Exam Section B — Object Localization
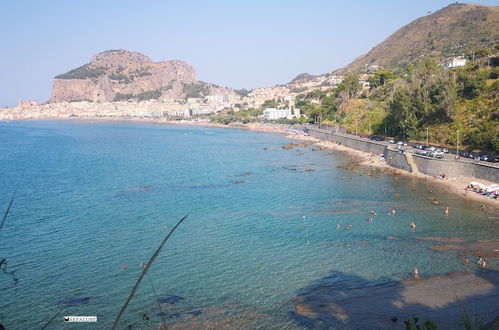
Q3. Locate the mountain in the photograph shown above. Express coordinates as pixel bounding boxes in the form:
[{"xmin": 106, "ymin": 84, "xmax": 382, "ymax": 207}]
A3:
[
  {"xmin": 288, "ymin": 73, "xmax": 319, "ymax": 84},
  {"xmin": 337, "ymin": 3, "xmax": 499, "ymax": 73},
  {"xmin": 50, "ymin": 49, "xmax": 199, "ymax": 102}
]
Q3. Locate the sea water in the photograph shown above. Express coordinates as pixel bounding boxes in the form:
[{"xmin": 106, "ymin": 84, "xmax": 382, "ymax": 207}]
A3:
[{"xmin": 0, "ymin": 121, "xmax": 497, "ymax": 329}]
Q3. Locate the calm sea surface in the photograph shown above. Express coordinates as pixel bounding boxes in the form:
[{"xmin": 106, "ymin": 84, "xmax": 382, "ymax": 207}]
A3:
[{"xmin": 0, "ymin": 121, "xmax": 497, "ymax": 329}]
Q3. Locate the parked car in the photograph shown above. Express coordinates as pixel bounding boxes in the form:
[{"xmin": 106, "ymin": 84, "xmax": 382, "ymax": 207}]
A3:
[
  {"xmin": 486, "ymin": 155, "xmax": 499, "ymax": 163},
  {"xmin": 443, "ymin": 148, "xmax": 449, "ymax": 153},
  {"xmin": 416, "ymin": 150, "xmax": 430, "ymax": 156},
  {"xmin": 479, "ymin": 155, "xmax": 489, "ymax": 161},
  {"xmin": 431, "ymin": 151, "xmax": 444, "ymax": 159},
  {"xmin": 388, "ymin": 139, "xmax": 396, "ymax": 144}
]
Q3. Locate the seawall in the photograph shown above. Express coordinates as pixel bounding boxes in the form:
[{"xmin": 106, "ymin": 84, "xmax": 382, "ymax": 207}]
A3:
[{"xmin": 305, "ymin": 126, "xmax": 499, "ymax": 183}]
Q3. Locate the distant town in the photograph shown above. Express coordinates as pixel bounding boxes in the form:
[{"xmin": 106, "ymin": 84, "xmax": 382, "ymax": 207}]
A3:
[{"xmin": 0, "ymin": 56, "xmax": 468, "ymax": 121}]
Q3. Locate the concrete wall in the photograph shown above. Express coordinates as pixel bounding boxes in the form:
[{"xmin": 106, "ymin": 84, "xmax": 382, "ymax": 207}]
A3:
[
  {"xmin": 384, "ymin": 148, "xmax": 411, "ymax": 172},
  {"xmin": 305, "ymin": 126, "xmax": 499, "ymax": 183},
  {"xmin": 413, "ymin": 155, "xmax": 499, "ymax": 182},
  {"xmin": 306, "ymin": 128, "xmax": 386, "ymax": 155}
]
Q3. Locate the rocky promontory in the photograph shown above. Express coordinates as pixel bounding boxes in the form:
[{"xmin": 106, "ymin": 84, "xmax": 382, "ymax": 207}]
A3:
[{"xmin": 50, "ymin": 49, "xmax": 199, "ymax": 102}]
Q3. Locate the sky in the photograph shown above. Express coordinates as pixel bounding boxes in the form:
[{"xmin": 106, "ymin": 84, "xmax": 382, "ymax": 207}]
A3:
[{"xmin": 0, "ymin": 0, "xmax": 497, "ymax": 107}]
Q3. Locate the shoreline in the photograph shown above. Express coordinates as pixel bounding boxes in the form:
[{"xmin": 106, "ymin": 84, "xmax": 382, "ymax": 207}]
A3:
[
  {"xmin": 284, "ymin": 131, "xmax": 499, "ymax": 212},
  {"xmin": 3, "ymin": 117, "xmax": 498, "ymax": 210}
]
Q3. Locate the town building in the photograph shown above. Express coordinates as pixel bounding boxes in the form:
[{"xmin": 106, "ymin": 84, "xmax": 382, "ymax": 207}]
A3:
[{"xmin": 445, "ymin": 56, "xmax": 467, "ymax": 68}]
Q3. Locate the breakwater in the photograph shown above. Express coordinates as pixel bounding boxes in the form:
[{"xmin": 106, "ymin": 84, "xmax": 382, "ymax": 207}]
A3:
[{"xmin": 305, "ymin": 126, "xmax": 499, "ymax": 183}]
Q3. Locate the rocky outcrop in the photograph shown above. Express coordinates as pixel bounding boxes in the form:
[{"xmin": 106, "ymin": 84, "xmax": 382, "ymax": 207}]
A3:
[
  {"xmin": 288, "ymin": 73, "xmax": 318, "ymax": 84},
  {"xmin": 50, "ymin": 49, "xmax": 197, "ymax": 102}
]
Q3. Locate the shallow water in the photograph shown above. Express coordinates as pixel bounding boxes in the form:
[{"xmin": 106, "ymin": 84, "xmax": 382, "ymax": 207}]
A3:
[{"xmin": 0, "ymin": 121, "xmax": 497, "ymax": 329}]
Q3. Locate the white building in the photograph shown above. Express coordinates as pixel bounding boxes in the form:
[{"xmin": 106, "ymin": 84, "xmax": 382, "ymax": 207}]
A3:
[
  {"xmin": 446, "ymin": 56, "xmax": 467, "ymax": 68},
  {"xmin": 263, "ymin": 108, "xmax": 301, "ymax": 120}
]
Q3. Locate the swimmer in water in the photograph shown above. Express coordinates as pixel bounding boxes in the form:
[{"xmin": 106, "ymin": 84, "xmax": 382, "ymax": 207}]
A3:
[
  {"xmin": 346, "ymin": 224, "xmax": 352, "ymax": 229},
  {"xmin": 444, "ymin": 207, "xmax": 449, "ymax": 215},
  {"xmin": 336, "ymin": 224, "xmax": 342, "ymax": 229},
  {"xmin": 477, "ymin": 256, "xmax": 484, "ymax": 266},
  {"xmin": 122, "ymin": 264, "xmax": 127, "ymax": 271},
  {"xmin": 370, "ymin": 210, "xmax": 376, "ymax": 216},
  {"xmin": 410, "ymin": 222, "xmax": 416, "ymax": 230},
  {"xmin": 414, "ymin": 267, "xmax": 419, "ymax": 280},
  {"xmin": 368, "ymin": 217, "xmax": 374, "ymax": 222},
  {"xmin": 465, "ymin": 257, "xmax": 469, "ymax": 267}
]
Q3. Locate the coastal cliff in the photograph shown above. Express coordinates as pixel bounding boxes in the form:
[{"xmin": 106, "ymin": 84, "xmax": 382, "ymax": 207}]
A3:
[{"xmin": 50, "ymin": 49, "xmax": 197, "ymax": 102}]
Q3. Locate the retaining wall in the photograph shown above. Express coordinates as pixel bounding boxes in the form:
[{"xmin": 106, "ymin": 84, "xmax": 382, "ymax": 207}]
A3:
[
  {"xmin": 306, "ymin": 128, "xmax": 386, "ymax": 155},
  {"xmin": 413, "ymin": 155, "xmax": 499, "ymax": 182},
  {"xmin": 305, "ymin": 126, "xmax": 499, "ymax": 183},
  {"xmin": 384, "ymin": 148, "xmax": 412, "ymax": 172}
]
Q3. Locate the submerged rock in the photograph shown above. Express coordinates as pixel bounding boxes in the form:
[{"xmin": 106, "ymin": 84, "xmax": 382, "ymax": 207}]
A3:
[
  {"xmin": 158, "ymin": 295, "xmax": 184, "ymax": 304},
  {"xmin": 57, "ymin": 296, "xmax": 91, "ymax": 307}
]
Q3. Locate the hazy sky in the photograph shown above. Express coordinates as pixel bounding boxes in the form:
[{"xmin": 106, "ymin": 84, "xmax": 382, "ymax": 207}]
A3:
[{"xmin": 1, "ymin": 0, "xmax": 497, "ymax": 107}]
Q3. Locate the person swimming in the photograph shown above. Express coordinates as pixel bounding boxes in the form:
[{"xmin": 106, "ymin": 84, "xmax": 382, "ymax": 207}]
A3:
[
  {"xmin": 410, "ymin": 222, "xmax": 416, "ymax": 230},
  {"xmin": 368, "ymin": 217, "xmax": 374, "ymax": 222},
  {"xmin": 346, "ymin": 224, "xmax": 352, "ymax": 229},
  {"xmin": 336, "ymin": 224, "xmax": 342, "ymax": 229},
  {"xmin": 444, "ymin": 207, "xmax": 449, "ymax": 215},
  {"xmin": 414, "ymin": 267, "xmax": 419, "ymax": 280}
]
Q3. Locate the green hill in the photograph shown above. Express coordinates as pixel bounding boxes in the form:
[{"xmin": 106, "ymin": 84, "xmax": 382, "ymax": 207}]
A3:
[{"xmin": 337, "ymin": 3, "xmax": 499, "ymax": 73}]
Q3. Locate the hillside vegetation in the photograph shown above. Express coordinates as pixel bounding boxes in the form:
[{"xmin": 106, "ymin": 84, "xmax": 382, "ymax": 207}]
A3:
[
  {"xmin": 338, "ymin": 3, "xmax": 499, "ymax": 74},
  {"xmin": 297, "ymin": 44, "xmax": 499, "ymax": 153}
]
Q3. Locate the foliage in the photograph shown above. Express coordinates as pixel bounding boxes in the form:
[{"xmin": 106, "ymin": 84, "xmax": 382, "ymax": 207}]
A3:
[
  {"xmin": 210, "ymin": 108, "xmax": 264, "ymax": 124},
  {"xmin": 113, "ymin": 93, "xmax": 134, "ymax": 102},
  {"xmin": 55, "ymin": 64, "xmax": 107, "ymax": 79},
  {"xmin": 295, "ymin": 44, "xmax": 497, "ymax": 151},
  {"xmin": 368, "ymin": 70, "xmax": 397, "ymax": 89},
  {"xmin": 261, "ymin": 99, "xmax": 278, "ymax": 109},
  {"xmin": 136, "ymin": 89, "xmax": 161, "ymax": 101},
  {"xmin": 130, "ymin": 67, "xmax": 152, "ymax": 77},
  {"xmin": 112, "ymin": 89, "xmax": 161, "ymax": 102},
  {"xmin": 290, "ymin": 87, "xmax": 307, "ymax": 93},
  {"xmin": 235, "ymin": 89, "xmax": 251, "ymax": 97},
  {"xmin": 183, "ymin": 83, "xmax": 210, "ymax": 98},
  {"xmin": 109, "ymin": 73, "xmax": 132, "ymax": 84}
]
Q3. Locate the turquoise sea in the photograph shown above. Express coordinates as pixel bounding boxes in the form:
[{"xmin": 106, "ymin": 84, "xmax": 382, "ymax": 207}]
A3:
[{"xmin": 0, "ymin": 121, "xmax": 497, "ymax": 329}]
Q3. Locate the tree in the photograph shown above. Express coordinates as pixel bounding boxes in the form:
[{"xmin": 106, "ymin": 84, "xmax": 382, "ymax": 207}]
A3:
[
  {"xmin": 261, "ymin": 99, "xmax": 278, "ymax": 109},
  {"xmin": 368, "ymin": 70, "xmax": 396, "ymax": 89},
  {"xmin": 385, "ymin": 88, "xmax": 416, "ymax": 139}
]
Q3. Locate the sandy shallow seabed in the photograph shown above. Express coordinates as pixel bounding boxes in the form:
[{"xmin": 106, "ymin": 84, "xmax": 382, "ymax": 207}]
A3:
[{"xmin": 285, "ymin": 133, "xmax": 499, "ymax": 212}]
